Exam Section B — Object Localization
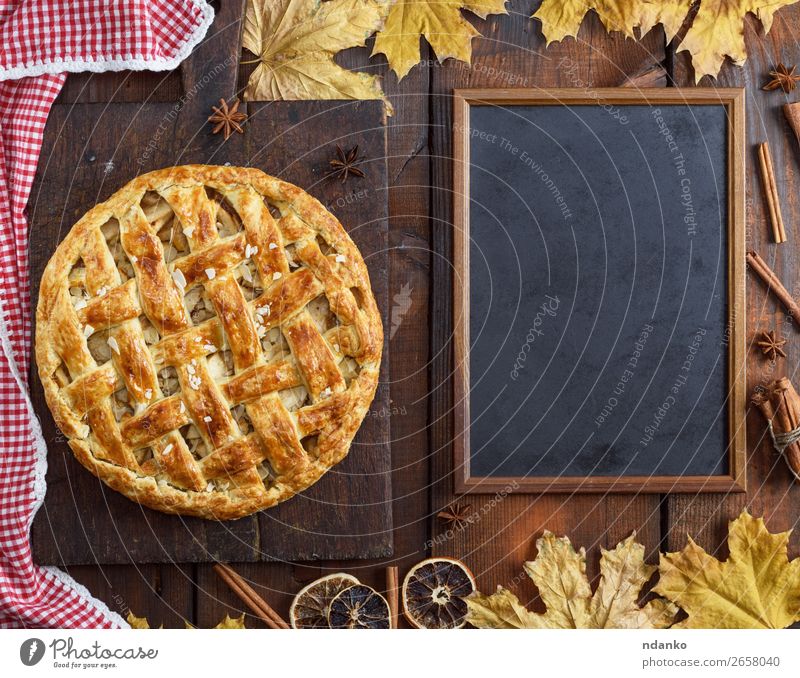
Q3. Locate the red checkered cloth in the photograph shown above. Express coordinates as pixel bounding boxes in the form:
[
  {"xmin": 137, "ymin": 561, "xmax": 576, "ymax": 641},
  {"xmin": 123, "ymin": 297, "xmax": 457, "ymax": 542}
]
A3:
[{"xmin": 0, "ymin": 0, "xmax": 213, "ymax": 629}]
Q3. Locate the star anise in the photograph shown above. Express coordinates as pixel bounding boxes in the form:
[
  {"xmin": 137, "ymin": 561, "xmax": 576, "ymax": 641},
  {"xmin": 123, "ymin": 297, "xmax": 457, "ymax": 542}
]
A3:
[
  {"xmin": 208, "ymin": 98, "xmax": 247, "ymax": 140},
  {"xmin": 763, "ymin": 63, "xmax": 800, "ymax": 93},
  {"xmin": 757, "ymin": 329, "xmax": 787, "ymax": 361},
  {"xmin": 325, "ymin": 145, "xmax": 366, "ymax": 183},
  {"xmin": 437, "ymin": 502, "xmax": 473, "ymax": 530}
]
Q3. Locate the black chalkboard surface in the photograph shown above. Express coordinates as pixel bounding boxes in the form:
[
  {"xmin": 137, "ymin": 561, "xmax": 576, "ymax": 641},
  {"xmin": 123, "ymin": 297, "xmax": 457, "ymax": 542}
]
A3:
[{"xmin": 452, "ymin": 89, "xmax": 746, "ymax": 494}]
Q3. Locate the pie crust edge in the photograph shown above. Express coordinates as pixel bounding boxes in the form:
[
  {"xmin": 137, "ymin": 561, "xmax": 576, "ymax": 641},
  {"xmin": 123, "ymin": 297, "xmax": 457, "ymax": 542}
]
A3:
[{"xmin": 35, "ymin": 164, "xmax": 383, "ymax": 520}]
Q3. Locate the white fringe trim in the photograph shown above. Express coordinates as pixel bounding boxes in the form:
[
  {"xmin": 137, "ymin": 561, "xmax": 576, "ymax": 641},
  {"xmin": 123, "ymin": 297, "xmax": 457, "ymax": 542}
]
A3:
[
  {"xmin": 0, "ymin": 0, "xmax": 214, "ymax": 82},
  {"xmin": 0, "ymin": 296, "xmax": 48, "ymax": 525},
  {"xmin": 42, "ymin": 567, "xmax": 129, "ymax": 629},
  {"xmin": 0, "ymin": 298, "xmax": 127, "ymax": 629}
]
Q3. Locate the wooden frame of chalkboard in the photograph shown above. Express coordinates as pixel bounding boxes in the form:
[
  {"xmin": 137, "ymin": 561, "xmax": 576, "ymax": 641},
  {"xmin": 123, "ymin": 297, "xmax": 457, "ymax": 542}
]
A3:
[{"xmin": 452, "ymin": 88, "xmax": 746, "ymax": 495}]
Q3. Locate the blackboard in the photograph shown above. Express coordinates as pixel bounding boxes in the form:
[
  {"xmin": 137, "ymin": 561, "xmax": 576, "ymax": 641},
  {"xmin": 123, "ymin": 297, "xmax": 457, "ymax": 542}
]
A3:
[{"xmin": 452, "ymin": 89, "xmax": 746, "ymax": 494}]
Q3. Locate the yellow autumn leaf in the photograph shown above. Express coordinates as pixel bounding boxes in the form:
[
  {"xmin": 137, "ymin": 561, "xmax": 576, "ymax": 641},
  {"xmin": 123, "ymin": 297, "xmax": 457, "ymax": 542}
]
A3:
[
  {"xmin": 466, "ymin": 586, "xmax": 548, "ymax": 628},
  {"xmin": 654, "ymin": 511, "xmax": 800, "ymax": 628},
  {"xmin": 373, "ymin": 0, "xmax": 509, "ymax": 80},
  {"xmin": 129, "ymin": 612, "xmax": 246, "ymax": 628},
  {"xmin": 212, "ymin": 614, "xmax": 247, "ymax": 629},
  {"xmin": 126, "ymin": 612, "xmax": 161, "ymax": 629},
  {"xmin": 532, "ymin": 0, "xmax": 798, "ymax": 82},
  {"xmin": 242, "ymin": 0, "xmax": 390, "ymax": 108},
  {"xmin": 467, "ymin": 532, "xmax": 678, "ymax": 628},
  {"xmin": 679, "ymin": 0, "xmax": 798, "ymax": 82},
  {"xmin": 534, "ymin": 0, "xmax": 690, "ymax": 45},
  {"xmin": 185, "ymin": 614, "xmax": 246, "ymax": 629}
]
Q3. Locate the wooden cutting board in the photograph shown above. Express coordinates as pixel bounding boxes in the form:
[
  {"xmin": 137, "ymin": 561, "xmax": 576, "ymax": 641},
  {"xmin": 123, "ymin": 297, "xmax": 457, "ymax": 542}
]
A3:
[{"xmin": 27, "ymin": 3, "xmax": 391, "ymax": 565}]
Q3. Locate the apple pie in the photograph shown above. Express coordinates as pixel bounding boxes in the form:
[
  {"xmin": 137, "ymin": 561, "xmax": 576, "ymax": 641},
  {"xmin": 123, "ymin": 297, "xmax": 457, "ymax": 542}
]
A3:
[{"xmin": 35, "ymin": 165, "xmax": 382, "ymax": 520}]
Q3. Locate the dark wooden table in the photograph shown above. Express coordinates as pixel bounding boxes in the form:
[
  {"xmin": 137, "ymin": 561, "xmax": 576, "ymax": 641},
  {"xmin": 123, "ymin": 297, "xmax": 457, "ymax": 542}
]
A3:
[{"xmin": 33, "ymin": 2, "xmax": 800, "ymax": 627}]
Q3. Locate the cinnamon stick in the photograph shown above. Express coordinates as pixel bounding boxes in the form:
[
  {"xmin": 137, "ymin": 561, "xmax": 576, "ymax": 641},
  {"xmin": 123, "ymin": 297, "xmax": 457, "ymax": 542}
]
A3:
[
  {"xmin": 386, "ymin": 566, "xmax": 399, "ymax": 629},
  {"xmin": 758, "ymin": 142, "xmax": 786, "ymax": 243},
  {"xmin": 746, "ymin": 250, "xmax": 800, "ymax": 324},
  {"xmin": 753, "ymin": 379, "xmax": 800, "ymax": 480},
  {"xmin": 784, "ymin": 102, "xmax": 800, "ymax": 149},
  {"xmin": 213, "ymin": 563, "xmax": 290, "ymax": 629},
  {"xmin": 775, "ymin": 378, "xmax": 800, "ymax": 475},
  {"xmin": 752, "ymin": 389, "xmax": 776, "ymax": 421},
  {"xmin": 771, "ymin": 381, "xmax": 794, "ymax": 435}
]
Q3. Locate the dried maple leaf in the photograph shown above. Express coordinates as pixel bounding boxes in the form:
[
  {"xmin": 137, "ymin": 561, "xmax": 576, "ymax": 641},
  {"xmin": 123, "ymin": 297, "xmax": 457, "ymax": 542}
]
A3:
[
  {"xmin": 213, "ymin": 614, "xmax": 247, "ymax": 629},
  {"xmin": 242, "ymin": 0, "xmax": 390, "ymax": 109},
  {"xmin": 129, "ymin": 611, "xmax": 246, "ymax": 629},
  {"xmin": 466, "ymin": 586, "xmax": 545, "ymax": 628},
  {"xmin": 373, "ymin": 0, "xmax": 509, "ymax": 80},
  {"xmin": 654, "ymin": 511, "xmax": 800, "ymax": 629},
  {"xmin": 186, "ymin": 614, "xmax": 247, "ymax": 629},
  {"xmin": 533, "ymin": 0, "xmax": 691, "ymax": 47},
  {"xmin": 126, "ymin": 612, "xmax": 161, "ymax": 629},
  {"xmin": 680, "ymin": 0, "xmax": 798, "ymax": 83},
  {"xmin": 467, "ymin": 532, "xmax": 677, "ymax": 628},
  {"xmin": 533, "ymin": 0, "xmax": 798, "ymax": 83}
]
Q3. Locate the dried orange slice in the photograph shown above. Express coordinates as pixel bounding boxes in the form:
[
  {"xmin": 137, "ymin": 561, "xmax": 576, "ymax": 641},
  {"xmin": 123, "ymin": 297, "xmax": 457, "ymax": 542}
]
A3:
[
  {"xmin": 328, "ymin": 584, "xmax": 391, "ymax": 629},
  {"xmin": 402, "ymin": 557, "xmax": 476, "ymax": 628},
  {"xmin": 289, "ymin": 573, "xmax": 360, "ymax": 628}
]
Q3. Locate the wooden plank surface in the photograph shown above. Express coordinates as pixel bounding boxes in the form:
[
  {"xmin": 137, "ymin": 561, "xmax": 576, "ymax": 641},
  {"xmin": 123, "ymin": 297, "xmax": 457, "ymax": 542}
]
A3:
[
  {"xmin": 41, "ymin": 11, "xmax": 433, "ymax": 628},
  {"xmin": 21, "ymin": 1, "xmax": 800, "ymax": 626},
  {"xmin": 192, "ymin": 43, "xmax": 435, "ymax": 630},
  {"xmin": 429, "ymin": 11, "xmax": 665, "ymax": 602},
  {"xmin": 665, "ymin": 8, "xmax": 800, "ymax": 556},
  {"xmin": 246, "ymin": 100, "xmax": 392, "ymax": 562},
  {"xmin": 62, "ymin": 564, "xmax": 196, "ymax": 628},
  {"xmin": 27, "ymin": 30, "xmax": 392, "ymax": 567}
]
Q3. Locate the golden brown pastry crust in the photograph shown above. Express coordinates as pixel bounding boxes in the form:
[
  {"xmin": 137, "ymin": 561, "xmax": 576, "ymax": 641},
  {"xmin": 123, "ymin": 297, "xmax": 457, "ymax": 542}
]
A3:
[{"xmin": 35, "ymin": 165, "xmax": 382, "ymax": 520}]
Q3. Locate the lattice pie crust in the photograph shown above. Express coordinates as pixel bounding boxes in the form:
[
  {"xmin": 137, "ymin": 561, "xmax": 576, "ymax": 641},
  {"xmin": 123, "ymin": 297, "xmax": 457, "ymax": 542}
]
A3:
[{"xmin": 36, "ymin": 166, "xmax": 382, "ymax": 520}]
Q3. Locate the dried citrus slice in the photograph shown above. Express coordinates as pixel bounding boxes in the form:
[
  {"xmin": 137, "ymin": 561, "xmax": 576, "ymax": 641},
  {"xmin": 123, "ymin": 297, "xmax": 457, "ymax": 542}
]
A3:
[
  {"xmin": 328, "ymin": 584, "xmax": 391, "ymax": 629},
  {"xmin": 289, "ymin": 573, "xmax": 360, "ymax": 629},
  {"xmin": 402, "ymin": 557, "xmax": 476, "ymax": 628}
]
